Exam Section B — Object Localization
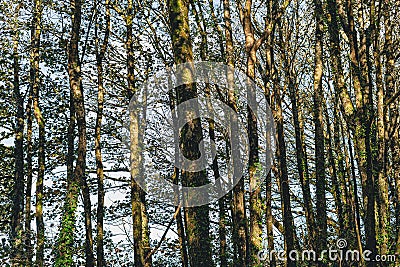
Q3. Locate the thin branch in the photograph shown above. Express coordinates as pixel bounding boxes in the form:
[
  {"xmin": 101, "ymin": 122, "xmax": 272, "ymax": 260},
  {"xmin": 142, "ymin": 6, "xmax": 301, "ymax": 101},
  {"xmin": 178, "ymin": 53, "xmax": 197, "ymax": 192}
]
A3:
[{"xmin": 145, "ymin": 204, "xmax": 182, "ymax": 262}]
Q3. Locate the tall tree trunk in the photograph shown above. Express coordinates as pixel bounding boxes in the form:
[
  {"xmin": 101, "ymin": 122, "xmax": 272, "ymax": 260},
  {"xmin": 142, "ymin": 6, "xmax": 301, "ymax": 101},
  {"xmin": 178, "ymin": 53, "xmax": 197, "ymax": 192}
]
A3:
[
  {"xmin": 125, "ymin": 1, "xmax": 152, "ymax": 266},
  {"xmin": 383, "ymin": 0, "xmax": 399, "ymax": 259},
  {"xmin": 94, "ymin": 0, "xmax": 110, "ymax": 265},
  {"xmin": 191, "ymin": 4, "xmax": 227, "ymax": 264},
  {"xmin": 29, "ymin": 0, "xmax": 45, "ymax": 265},
  {"xmin": 357, "ymin": 3, "xmax": 377, "ymax": 259},
  {"xmin": 167, "ymin": 0, "xmax": 212, "ymax": 265},
  {"xmin": 372, "ymin": 2, "xmax": 388, "ymax": 255},
  {"xmin": 275, "ymin": 24, "xmax": 297, "ymax": 267},
  {"xmin": 56, "ymin": 0, "xmax": 94, "ymax": 264},
  {"xmin": 313, "ymin": 0, "xmax": 327, "ymax": 259},
  {"xmin": 326, "ymin": 0, "xmax": 361, "ymax": 251},
  {"xmin": 25, "ymin": 83, "xmax": 33, "ymax": 267},
  {"xmin": 263, "ymin": 3, "xmax": 276, "ymax": 263},
  {"xmin": 73, "ymin": 0, "xmax": 94, "ymax": 262},
  {"xmin": 11, "ymin": 3, "xmax": 24, "ymax": 266},
  {"xmin": 274, "ymin": 74, "xmax": 296, "ymax": 267},
  {"xmin": 168, "ymin": 83, "xmax": 189, "ymax": 267},
  {"xmin": 385, "ymin": 3, "xmax": 400, "ymax": 262},
  {"xmin": 264, "ymin": 45, "xmax": 276, "ymax": 267},
  {"xmin": 239, "ymin": 0, "xmax": 263, "ymax": 262},
  {"xmin": 223, "ymin": 0, "xmax": 248, "ymax": 265}
]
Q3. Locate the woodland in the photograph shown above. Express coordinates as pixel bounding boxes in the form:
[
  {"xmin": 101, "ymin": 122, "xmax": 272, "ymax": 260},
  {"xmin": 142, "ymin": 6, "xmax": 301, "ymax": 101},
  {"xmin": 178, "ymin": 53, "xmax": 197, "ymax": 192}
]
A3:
[{"xmin": 0, "ymin": 0, "xmax": 399, "ymax": 266}]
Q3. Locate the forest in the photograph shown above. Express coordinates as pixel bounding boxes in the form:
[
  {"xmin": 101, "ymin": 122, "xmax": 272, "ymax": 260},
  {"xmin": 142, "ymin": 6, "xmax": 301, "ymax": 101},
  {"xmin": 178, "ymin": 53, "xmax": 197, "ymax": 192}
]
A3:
[{"xmin": 0, "ymin": 0, "xmax": 399, "ymax": 266}]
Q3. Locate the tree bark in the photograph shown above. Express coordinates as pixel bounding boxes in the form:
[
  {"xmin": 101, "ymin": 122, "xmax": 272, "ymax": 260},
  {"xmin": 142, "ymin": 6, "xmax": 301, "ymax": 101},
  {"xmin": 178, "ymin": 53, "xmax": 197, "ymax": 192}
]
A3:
[
  {"xmin": 29, "ymin": 0, "xmax": 45, "ymax": 265},
  {"xmin": 11, "ymin": 3, "xmax": 24, "ymax": 266},
  {"xmin": 124, "ymin": 1, "xmax": 152, "ymax": 266},
  {"xmin": 313, "ymin": 0, "xmax": 327, "ymax": 261},
  {"xmin": 191, "ymin": 4, "xmax": 227, "ymax": 265},
  {"xmin": 335, "ymin": 0, "xmax": 377, "ymax": 259},
  {"xmin": 25, "ymin": 79, "xmax": 33, "ymax": 267},
  {"xmin": 239, "ymin": 0, "xmax": 263, "ymax": 262},
  {"xmin": 168, "ymin": 0, "xmax": 212, "ymax": 265},
  {"xmin": 168, "ymin": 81, "xmax": 189, "ymax": 267},
  {"xmin": 56, "ymin": 0, "xmax": 94, "ymax": 264},
  {"xmin": 223, "ymin": 0, "xmax": 248, "ymax": 265},
  {"xmin": 275, "ymin": 23, "xmax": 297, "ymax": 267},
  {"xmin": 94, "ymin": 0, "xmax": 110, "ymax": 265}
]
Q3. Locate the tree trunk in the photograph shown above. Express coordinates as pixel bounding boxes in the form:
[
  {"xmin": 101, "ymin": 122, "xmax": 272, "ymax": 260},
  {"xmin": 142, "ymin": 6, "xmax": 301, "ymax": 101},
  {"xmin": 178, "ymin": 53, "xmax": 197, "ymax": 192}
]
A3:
[
  {"xmin": 286, "ymin": 50, "xmax": 316, "ymax": 252},
  {"xmin": 335, "ymin": 0, "xmax": 377, "ymax": 259},
  {"xmin": 383, "ymin": 0, "xmax": 399, "ymax": 259},
  {"xmin": 56, "ymin": 0, "xmax": 94, "ymax": 264},
  {"xmin": 240, "ymin": 0, "xmax": 263, "ymax": 263},
  {"xmin": 275, "ymin": 24, "xmax": 297, "ymax": 267},
  {"xmin": 224, "ymin": 0, "xmax": 248, "ymax": 265},
  {"xmin": 29, "ymin": 0, "xmax": 45, "ymax": 265},
  {"xmin": 326, "ymin": 0, "xmax": 362, "ymax": 251},
  {"xmin": 263, "ymin": 3, "xmax": 276, "ymax": 262},
  {"xmin": 94, "ymin": 0, "xmax": 110, "ymax": 265},
  {"xmin": 168, "ymin": 82, "xmax": 189, "ymax": 267},
  {"xmin": 313, "ymin": 0, "xmax": 327, "ymax": 260},
  {"xmin": 373, "ymin": 4, "xmax": 388, "ymax": 255},
  {"xmin": 25, "ymin": 82, "xmax": 33, "ymax": 267},
  {"xmin": 11, "ymin": 3, "xmax": 24, "ymax": 266},
  {"xmin": 125, "ymin": 1, "xmax": 152, "ymax": 266},
  {"xmin": 191, "ymin": 4, "xmax": 227, "ymax": 265},
  {"xmin": 274, "ymin": 79, "xmax": 296, "ymax": 267},
  {"xmin": 168, "ymin": 0, "xmax": 212, "ymax": 265}
]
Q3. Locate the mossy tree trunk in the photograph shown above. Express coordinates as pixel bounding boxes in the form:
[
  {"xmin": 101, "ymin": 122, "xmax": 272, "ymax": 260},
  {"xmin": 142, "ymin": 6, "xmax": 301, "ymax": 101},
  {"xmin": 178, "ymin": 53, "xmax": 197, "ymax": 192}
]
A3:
[
  {"xmin": 56, "ymin": 0, "xmax": 94, "ymax": 264},
  {"xmin": 313, "ymin": 0, "xmax": 327, "ymax": 263},
  {"xmin": 124, "ymin": 1, "xmax": 152, "ymax": 266},
  {"xmin": 11, "ymin": 3, "xmax": 24, "ymax": 266},
  {"xmin": 168, "ymin": 0, "xmax": 212, "ymax": 265},
  {"xmin": 29, "ymin": 0, "xmax": 45, "ymax": 265}
]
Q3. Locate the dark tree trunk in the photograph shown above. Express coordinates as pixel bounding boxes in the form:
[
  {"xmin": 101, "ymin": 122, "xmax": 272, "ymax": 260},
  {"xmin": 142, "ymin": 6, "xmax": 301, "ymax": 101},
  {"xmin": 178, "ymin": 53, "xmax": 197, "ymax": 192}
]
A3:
[
  {"xmin": 313, "ymin": 0, "xmax": 327, "ymax": 262},
  {"xmin": 94, "ymin": 0, "xmax": 110, "ymax": 265},
  {"xmin": 56, "ymin": 0, "xmax": 94, "ymax": 264},
  {"xmin": 11, "ymin": 4, "xmax": 24, "ymax": 265},
  {"xmin": 25, "ymin": 81, "xmax": 33, "ymax": 267},
  {"xmin": 168, "ymin": 0, "xmax": 212, "ymax": 265},
  {"xmin": 223, "ymin": 0, "xmax": 248, "ymax": 265}
]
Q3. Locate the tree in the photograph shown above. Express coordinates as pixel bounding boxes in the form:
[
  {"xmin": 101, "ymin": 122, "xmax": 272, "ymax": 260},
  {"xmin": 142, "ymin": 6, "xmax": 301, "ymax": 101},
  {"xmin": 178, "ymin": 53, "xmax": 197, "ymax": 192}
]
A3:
[
  {"xmin": 167, "ymin": 0, "xmax": 212, "ymax": 265},
  {"xmin": 313, "ymin": 0, "xmax": 327, "ymax": 261},
  {"xmin": 94, "ymin": 0, "xmax": 110, "ymax": 265},
  {"xmin": 10, "ymin": 3, "xmax": 24, "ymax": 266},
  {"xmin": 56, "ymin": 0, "xmax": 94, "ymax": 264},
  {"xmin": 29, "ymin": 0, "xmax": 45, "ymax": 265}
]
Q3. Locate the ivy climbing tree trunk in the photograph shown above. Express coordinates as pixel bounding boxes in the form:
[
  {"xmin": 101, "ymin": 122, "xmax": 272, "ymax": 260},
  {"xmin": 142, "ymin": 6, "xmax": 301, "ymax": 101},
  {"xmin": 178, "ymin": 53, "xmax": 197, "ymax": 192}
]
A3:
[
  {"xmin": 335, "ymin": 0, "xmax": 377, "ymax": 260},
  {"xmin": 313, "ymin": 0, "xmax": 327, "ymax": 262},
  {"xmin": 56, "ymin": 0, "xmax": 94, "ymax": 264},
  {"xmin": 11, "ymin": 3, "xmax": 24, "ymax": 266},
  {"xmin": 25, "ymin": 77, "xmax": 33, "ymax": 267}
]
